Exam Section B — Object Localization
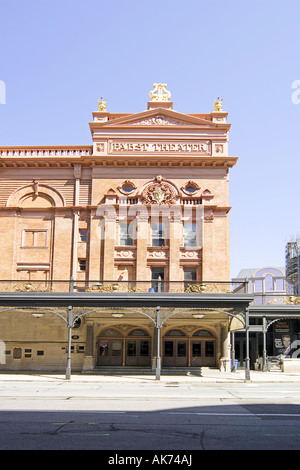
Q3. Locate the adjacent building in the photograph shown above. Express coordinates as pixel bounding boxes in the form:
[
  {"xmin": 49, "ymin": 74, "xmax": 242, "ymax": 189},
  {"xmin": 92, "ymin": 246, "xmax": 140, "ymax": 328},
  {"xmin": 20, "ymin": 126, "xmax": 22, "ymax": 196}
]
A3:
[{"xmin": 286, "ymin": 235, "xmax": 300, "ymax": 296}]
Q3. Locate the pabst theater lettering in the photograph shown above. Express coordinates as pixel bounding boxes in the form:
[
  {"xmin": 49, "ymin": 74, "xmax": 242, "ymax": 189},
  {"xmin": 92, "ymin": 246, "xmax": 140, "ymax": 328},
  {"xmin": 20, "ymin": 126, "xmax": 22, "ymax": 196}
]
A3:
[{"xmin": 109, "ymin": 140, "xmax": 210, "ymax": 154}]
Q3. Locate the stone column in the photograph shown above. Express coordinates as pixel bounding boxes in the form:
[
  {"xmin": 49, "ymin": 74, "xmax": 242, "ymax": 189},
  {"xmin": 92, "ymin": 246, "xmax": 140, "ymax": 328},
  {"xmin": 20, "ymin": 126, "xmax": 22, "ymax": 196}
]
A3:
[
  {"xmin": 83, "ymin": 322, "xmax": 94, "ymax": 371},
  {"xmin": 220, "ymin": 322, "xmax": 230, "ymax": 371}
]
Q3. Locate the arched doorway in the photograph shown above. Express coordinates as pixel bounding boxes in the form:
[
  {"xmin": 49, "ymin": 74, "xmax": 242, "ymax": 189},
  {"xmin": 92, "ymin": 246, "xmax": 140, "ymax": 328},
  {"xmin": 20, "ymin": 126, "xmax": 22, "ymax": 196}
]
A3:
[
  {"xmin": 96, "ymin": 327, "xmax": 151, "ymax": 367},
  {"xmin": 162, "ymin": 328, "xmax": 216, "ymax": 367},
  {"xmin": 96, "ymin": 328, "xmax": 123, "ymax": 366},
  {"xmin": 190, "ymin": 329, "xmax": 216, "ymax": 367},
  {"xmin": 163, "ymin": 329, "xmax": 188, "ymax": 367},
  {"xmin": 125, "ymin": 328, "xmax": 151, "ymax": 366}
]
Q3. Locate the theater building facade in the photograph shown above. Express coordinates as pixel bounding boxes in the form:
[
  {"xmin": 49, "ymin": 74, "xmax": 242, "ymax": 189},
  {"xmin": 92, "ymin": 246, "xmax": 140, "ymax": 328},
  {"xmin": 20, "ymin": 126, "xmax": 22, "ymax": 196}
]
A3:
[{"xmin": 0, "ymin": 84, "xmax": 251, "ymax": 374}]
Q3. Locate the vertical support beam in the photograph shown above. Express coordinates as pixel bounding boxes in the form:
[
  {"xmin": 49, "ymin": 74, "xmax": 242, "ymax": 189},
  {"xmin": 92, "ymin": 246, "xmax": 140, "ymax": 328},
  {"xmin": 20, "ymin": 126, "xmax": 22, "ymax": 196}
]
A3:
[
  {"xmin": 65, "ymin": 305, "xmax": 73, "ymax": 380},
  {"xmin": 231, "ymin": 331, "xmax": 236, "ymax": 372},
  {"xmin": 245, "ymin": 308, "xmax": 251, "ymax": 381},
  {"xmin": 262, "ymin": 316, "xmax": 268, "ymax": 371},
  {"xmin": 156, "ymin": 306, "xmax": 161, "ymax": 380}
]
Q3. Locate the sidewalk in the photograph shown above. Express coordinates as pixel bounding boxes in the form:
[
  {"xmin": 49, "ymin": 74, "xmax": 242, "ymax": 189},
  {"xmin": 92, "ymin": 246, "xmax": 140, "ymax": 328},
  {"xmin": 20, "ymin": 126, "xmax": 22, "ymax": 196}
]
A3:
[{"xmin": 1, "ymin": 369, "xmax": 300, "ymax": 383}]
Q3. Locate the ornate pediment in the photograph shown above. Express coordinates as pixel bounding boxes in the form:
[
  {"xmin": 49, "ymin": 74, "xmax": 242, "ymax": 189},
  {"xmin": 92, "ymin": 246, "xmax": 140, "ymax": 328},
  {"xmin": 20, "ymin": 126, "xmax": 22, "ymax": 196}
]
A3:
[
  {"xmin": 93, "ymin": 108, "xmax": 218, "ymax": 128},
  {"xmin": 131, "ymin": 114, "xmax": 192, "ymax": 127}
]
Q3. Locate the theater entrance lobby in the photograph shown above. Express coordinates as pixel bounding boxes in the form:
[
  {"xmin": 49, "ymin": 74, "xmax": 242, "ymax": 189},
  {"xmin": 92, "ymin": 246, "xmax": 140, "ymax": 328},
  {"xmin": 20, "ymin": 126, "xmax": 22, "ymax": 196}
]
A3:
[
  {"xmin": 96, "ymin": 327, "xmax": 151, "ymax": 367},
  {"xmin": 163, "ymin": 328, "xmax": 216, "ymax": 368},
  {"xmin": 95, "ymin": 325, "xmax": 217, "ymax": 369},
  {"xmin": 0, "ymin": 290, "xmax": 253, "ymax": 379}
]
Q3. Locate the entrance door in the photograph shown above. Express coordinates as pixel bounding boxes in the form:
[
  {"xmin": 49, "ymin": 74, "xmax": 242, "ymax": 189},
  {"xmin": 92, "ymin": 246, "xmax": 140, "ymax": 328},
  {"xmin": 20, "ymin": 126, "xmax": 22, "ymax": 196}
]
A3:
[
  {"xmin": 190, "ymin": 329, "xmax": 216, "ymax": 367},
  {"xmin": 125, "ymin": 328, "xmax": 151, "ymax": 366},
  {"xmin": 190, "ymin": 340, "xmax": 216, "ymax": 367},
  {"xmin": 97, "ymin": 327, "xmax": 151, "ymax": 368},
  {"xmin": 125, "ymin": 339, "xmax": 151, "ymax": 366},
  {"xmin": 190, "ymin": 339, "xmax": 216, "ymax": 367},
  {"xmin": 98, "ymin": 339, "xmax": 123, "ymax": 366},
  {"xmin": 97, "ymin": 327, "xmax": 123, "ymax": 366},
  {"xmin": 163, "ymin": 329, "xmax": 188, "ymax": 368},
  {"xmin": 163, "ymin": 339, "xmax": 188, "ymax": 367}
]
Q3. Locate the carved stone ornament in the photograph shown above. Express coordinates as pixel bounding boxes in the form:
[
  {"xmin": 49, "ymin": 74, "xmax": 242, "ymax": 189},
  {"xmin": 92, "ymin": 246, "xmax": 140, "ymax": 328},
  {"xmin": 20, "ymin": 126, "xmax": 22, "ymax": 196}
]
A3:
[
  {"xmin": 149, "ymin": 83, "xmax": 171, "ymax": 102},
  {"xmin": 98, "ymin": 97, "xmax": 107, "ymax": 112},
  {"xmin": 132, "ymin": 114, "xmax": 188, "ymax": 126},
  {"xmin": 96, "ymin": 143, "xmax": 105, "ymax": 152},
  {"xmin": 73, "ymin": 164, "xmax": 82, "ymax": 178},
  {"xmin": 141, "ymin": 178, "xmax": 177, "ymax": 206},
  {"xmin": 214, "ymin": 97, "xmax": 223, "ymax": 112}
]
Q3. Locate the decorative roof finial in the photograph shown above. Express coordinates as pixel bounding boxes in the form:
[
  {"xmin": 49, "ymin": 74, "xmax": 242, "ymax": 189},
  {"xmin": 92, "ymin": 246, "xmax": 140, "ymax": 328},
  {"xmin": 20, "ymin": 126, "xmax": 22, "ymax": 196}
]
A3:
[
  {"xmin": 149, "ymin": 83, "xmax": 171, "ymax": 102},
  {"xmin": 214, "ymin": 97, "xmax": 223, "ymax": 112},
  {"xmin": 98, "ymin": 97, "xmax": 107, "ymax": 112}
]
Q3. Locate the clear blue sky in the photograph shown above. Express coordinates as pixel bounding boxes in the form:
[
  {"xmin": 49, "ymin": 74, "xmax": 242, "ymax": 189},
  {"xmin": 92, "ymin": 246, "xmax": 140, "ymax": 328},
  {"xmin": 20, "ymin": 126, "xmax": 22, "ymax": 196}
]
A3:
[{"xmin": 1, "ymin": 0, "xmax": 299, "ymax": 277}]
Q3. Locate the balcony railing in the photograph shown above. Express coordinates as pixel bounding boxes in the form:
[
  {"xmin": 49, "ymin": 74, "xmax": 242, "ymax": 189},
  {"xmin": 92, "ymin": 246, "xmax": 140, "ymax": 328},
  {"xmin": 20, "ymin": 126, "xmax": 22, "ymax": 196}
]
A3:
[{"xmin": 0, "ymin": 280, "xmax": 248, "ymax": 294}]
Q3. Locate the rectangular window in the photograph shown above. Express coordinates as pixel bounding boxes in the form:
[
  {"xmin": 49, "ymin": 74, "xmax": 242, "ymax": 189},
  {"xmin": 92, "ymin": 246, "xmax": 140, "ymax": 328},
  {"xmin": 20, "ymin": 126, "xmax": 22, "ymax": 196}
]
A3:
[
  {"xmin": 119, "ymin": 223, "xmax": 133, "ymax": 246},
  {"xmin": 205, "ymin": 341, "xmax": 214, "ymax": 357},
  {"xmin": 184, "ymin": 268, "xmax": 197, "ymax": 281},
  {"xmin": 79, "ymin": 229, "xmax": 87, "ymax": 242},
  {"xmin": 192, "ymin": 342, "xmax": 201, "ymax": 357},
  {"xmin": 140, "ymin": 340, "xmax": 150, "ymax": 356},
  {"xmin": 184, "ymin": 267, "xmax": 197, "ymax": 290},
  {"xmin": 151, "ymin": 267, "xmax": 164, "ymax": 292},
  {"xmin": 177, "ymin": 342, "xmax": 187, "ymax": 357},
  {"xmin": 78, "ymin": 259, "xmax": 87, "ymax": 271},
  {"xmin": 164, "ymin": 341, "xmax": 174, "ymax": 357},
  {"xmin": 151, "ymin": 222, "xmax": 165, "ymax": 247},
  {"xmin": 127, "ymin": 341, "xmax": 136, "ymax": 357},
  {"xmin": 22, "ymin": 230, "xmax": 48, "ymax": 247},
  {"xmin": 112, "ymin": 341, "xmax": 122, "ymax": 356},
  {"xmin": 183, "ymin": 222, "xmax": 197, "ymax": 247}
]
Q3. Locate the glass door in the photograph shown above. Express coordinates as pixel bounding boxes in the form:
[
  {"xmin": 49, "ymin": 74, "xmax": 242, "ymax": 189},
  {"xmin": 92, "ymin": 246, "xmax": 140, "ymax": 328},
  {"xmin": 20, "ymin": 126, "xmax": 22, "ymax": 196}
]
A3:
[
  {"xmin": 97, "ymin": 339, "xmax": 123, "ymax": 366},
  {"xmin": 163, "ymin": 339, "xmax": 188, "ymax": 367},
  {"xmin": 125, "ymin": 339, "xmax": 151, "ymax": 366}
]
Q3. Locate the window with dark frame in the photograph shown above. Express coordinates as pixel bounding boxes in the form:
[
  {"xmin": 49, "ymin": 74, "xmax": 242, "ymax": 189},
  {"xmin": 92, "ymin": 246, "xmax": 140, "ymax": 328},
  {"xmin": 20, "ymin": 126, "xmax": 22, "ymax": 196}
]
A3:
[
  {"xmin": 79, "ymin": 229, "xmax": 87, "ymax": 242},
  {"xmin": 78, "ymin": 259, "xmax": 87, "ymax": 271}
]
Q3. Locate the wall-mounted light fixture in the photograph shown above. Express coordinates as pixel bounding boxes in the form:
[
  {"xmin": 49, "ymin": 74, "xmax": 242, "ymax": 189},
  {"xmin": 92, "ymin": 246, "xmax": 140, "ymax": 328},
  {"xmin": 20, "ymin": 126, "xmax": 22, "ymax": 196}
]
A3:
[{"xmin": 31, "ymin": 312, "xmax": 45, "ymax": 318}]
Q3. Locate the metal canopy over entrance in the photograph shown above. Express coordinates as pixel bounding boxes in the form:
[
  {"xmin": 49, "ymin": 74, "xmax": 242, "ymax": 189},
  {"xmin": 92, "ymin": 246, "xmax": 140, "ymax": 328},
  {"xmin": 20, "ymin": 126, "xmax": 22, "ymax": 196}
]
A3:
[
  {"xmin": 0, "ymin": 292, "xmax": 253, "ymax": 309},
  {"xmin": 0, "ymin": 291, "xmax": 254, "ymax": 380}
]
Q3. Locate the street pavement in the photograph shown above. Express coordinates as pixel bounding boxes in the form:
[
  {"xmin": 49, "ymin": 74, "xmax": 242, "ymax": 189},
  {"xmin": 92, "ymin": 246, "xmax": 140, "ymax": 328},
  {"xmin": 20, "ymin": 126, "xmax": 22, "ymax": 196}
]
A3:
[
  {"xmin": 1, "ymin": 368, "xmax": 300, "ymax": 383},
  {"xmin": 1, "ymin": 369, "xmax": 300, "ymax": 452}
]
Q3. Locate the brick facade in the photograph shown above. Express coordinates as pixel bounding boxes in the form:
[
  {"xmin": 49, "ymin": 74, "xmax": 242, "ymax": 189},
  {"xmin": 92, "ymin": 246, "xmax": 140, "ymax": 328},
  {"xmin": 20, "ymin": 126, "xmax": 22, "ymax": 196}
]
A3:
[{"xmin": 0, "ymin": 87, "xmax": 238, "ymax": 372}]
